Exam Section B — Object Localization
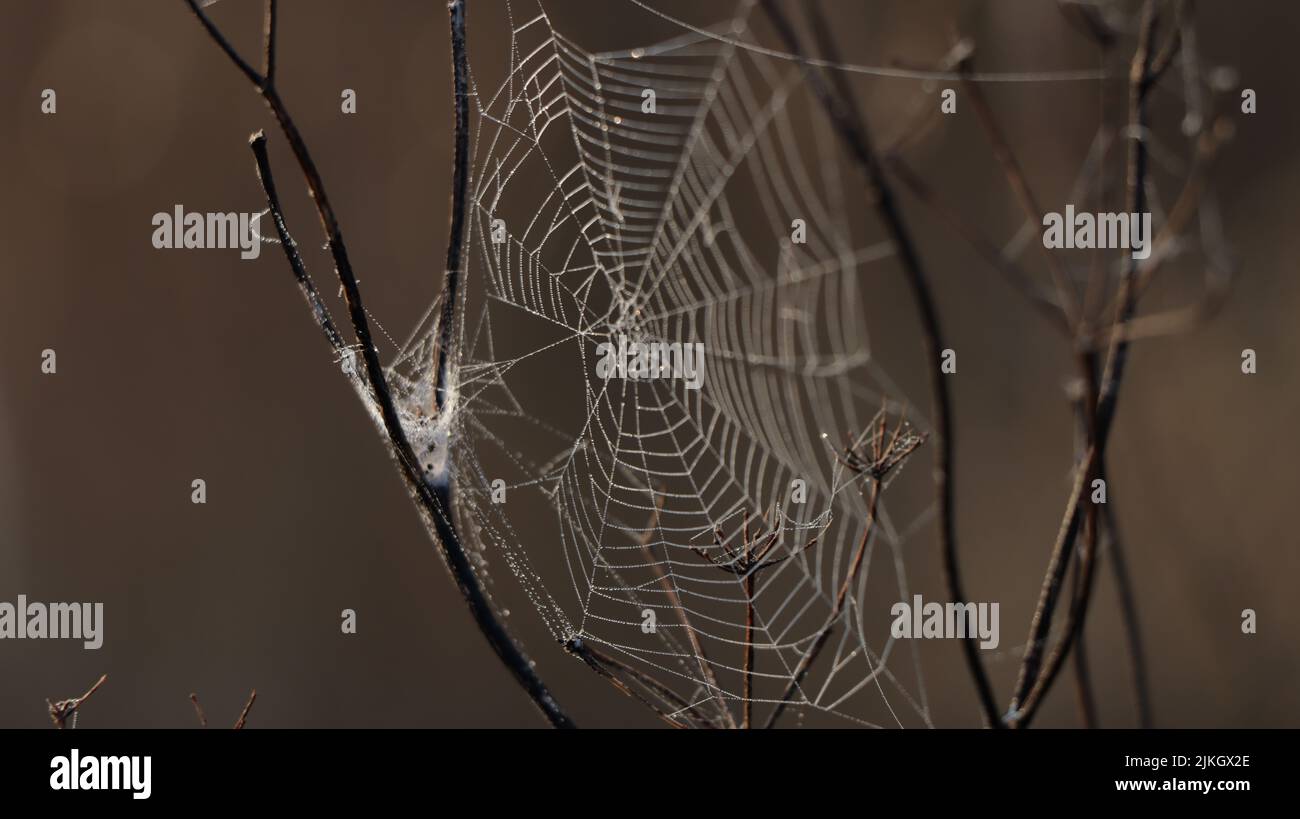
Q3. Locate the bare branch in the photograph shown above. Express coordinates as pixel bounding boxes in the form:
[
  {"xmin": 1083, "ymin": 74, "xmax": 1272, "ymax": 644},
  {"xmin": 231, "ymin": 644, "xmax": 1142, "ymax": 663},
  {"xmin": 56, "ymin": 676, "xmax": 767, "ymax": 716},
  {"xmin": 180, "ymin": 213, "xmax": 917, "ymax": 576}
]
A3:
[
  {"xmin": 434, "ymin": 0, "xmax": 471, "ymax": 416},
  {"xmin": 262, "ymin": 0, "xmax": 277, "ymax": 84},
  {"xmin": 959, "ymin": 59, "xmax": 1081, "ymax": 328},
  {"xmin": 185, "ymin": 0, "xmax": 575, "ymax": 729},
  {"xmin": 47, "ymin": 674, "xmax": 108, "ymax": 729},
  {"xmin": 1008, "ymin": 0, "xmax": 1164, "ymax": 727},
  {"xmin": 234, "ymin": 689, "xmax": 257, "ymax": 730},
  {"xmin": 764, "ymin": 0, "xmax": 1001, "ymax": 727}
]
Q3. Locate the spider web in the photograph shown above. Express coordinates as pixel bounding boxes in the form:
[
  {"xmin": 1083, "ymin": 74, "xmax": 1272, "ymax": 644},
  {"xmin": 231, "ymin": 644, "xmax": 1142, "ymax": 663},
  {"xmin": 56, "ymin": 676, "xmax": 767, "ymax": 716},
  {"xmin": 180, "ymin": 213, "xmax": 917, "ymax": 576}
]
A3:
[
  {"xmin": 248, "ymin": 0, "xmax": 1235, "ymax": 730},
  {"xmin": 387, "ymin": 0, "xmax": 961, "ymax": 729}
]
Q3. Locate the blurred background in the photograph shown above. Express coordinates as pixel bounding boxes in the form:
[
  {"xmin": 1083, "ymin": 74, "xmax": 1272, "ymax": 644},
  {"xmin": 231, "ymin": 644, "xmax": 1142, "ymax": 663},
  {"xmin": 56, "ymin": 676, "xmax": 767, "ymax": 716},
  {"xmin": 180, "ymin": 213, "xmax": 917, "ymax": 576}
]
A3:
[{"xmin": 0, "ymin": 0, "xmax": 1295, "ymax": 728}]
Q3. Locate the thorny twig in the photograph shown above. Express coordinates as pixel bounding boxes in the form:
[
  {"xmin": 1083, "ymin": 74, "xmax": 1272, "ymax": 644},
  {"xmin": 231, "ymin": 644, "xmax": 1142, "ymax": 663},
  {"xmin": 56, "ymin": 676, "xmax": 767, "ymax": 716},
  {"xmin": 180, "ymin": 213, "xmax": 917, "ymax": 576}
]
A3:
[{"xmin": 184, "ymin": 0, "xmax": 574, "ymax": 728}]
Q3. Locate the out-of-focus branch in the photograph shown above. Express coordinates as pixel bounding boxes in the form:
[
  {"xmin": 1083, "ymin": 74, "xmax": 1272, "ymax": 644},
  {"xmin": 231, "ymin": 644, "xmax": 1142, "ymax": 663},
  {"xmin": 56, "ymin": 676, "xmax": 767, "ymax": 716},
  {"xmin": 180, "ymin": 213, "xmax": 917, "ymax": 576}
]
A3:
[
  {"xmin": 959, "ymin": 61, "xmax": 1081, "ymax": 328},
  {"xmin": 1008, "ymin": 0, "xmax": 1163, "ymax": 727},
  {"xmin": 767, "ymin": 0, "xmax": 1002, "ymax": 728}
]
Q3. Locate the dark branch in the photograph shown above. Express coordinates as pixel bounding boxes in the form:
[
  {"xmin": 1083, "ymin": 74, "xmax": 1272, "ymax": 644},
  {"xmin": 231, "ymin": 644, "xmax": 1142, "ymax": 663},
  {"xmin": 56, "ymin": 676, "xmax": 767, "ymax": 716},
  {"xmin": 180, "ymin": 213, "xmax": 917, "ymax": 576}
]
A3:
[
  {"xmin": 1008, "ymin": 0, "xmax": 1163, "ymax": 727},
  {"xmin": 435, "ymin": 0, "xmax": 470, "ymax": 415},
  {"xmin": 764, "ymin": 0, "xmax": 1001, "ymax": 728},
  {"xmin": 1099, "ymin": 468, "xmax": 1153, "ymax": 727},
  {"xmin": 187, "ymin": 0, "xmax": 575, "ymax": 728},
  {"xmin": 263, "ymin": 0, "xmax": 277, "ymax": 83}
]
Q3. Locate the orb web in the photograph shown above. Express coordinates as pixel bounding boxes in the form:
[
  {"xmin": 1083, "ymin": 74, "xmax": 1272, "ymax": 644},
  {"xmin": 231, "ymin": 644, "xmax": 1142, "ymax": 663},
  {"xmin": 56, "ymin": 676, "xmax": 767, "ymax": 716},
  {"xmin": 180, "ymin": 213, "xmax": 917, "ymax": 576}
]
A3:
[{"xmin": 393, "ymin": 0, "xmax": 941, "ymax": 728}]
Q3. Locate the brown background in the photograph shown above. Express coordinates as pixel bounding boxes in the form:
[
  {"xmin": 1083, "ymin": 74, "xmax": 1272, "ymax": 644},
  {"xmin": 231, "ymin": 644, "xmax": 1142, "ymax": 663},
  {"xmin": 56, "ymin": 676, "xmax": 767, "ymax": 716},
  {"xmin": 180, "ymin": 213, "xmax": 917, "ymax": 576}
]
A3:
[{"xmin": 0, "ymin": 0, "xmax": 1296, "ymax": 728}]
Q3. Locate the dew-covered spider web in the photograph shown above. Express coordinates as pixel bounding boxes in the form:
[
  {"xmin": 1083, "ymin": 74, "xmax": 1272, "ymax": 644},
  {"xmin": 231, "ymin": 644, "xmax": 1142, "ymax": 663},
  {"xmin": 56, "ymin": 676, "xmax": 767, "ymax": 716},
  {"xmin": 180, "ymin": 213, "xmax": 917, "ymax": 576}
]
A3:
[
  {"xmin": 387, "ymin": 0, "xmax": 958, "ymax": 729},
  {"xmin": 378, "ymin": 0, "xmax": 1224, "ymax": 729}
]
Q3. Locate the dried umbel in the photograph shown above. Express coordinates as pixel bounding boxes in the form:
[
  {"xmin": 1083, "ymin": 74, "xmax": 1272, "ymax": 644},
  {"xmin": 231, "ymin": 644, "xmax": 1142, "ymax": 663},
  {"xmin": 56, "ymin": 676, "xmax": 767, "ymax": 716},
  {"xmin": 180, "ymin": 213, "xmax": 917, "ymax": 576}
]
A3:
[{"xmin": 835, "ymin": 406, "xmax": 929, "ymax": 484}]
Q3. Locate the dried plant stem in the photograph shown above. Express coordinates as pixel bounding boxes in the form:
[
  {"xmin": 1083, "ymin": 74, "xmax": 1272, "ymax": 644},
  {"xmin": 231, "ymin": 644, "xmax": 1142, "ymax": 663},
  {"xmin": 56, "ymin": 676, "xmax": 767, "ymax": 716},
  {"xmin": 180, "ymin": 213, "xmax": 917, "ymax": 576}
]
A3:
[
  {"xmin": 435, "ymin": 0, "xmax": 470, "ymax": 415},
  {"xmin": 885, "ymin": 157, "xmax": 1069, "ymax": 333},
  {"xmin": 959, "ymin": 67, "xmax": 1080, "ymax": 326},
  {"xmin": 763, "ymin": 479, "xmax": 880, "ymax": 728},
  {"xmin": 1070, "ymin": 581, "xmax": 1099, "ymax": 727},
  {"xmin": 47, "ymin": 674, "xmax": 108, "ymax": 729},
  {"xmin": 1099, "ymin": 469, "xmax": 1153, "ymax": 727},
  {"xmin": 742, "ymin": 546, "xmax": 756, "ymax": 729},
  {"xmin": 1069, "ymin": 349, "xmax": 1103, "ymax": 728},
  {"xmin": 764, "ymin": 0, "xmax": 1001, "ymax": 728},
  {"xmin": 891, "ymin": 19, "xmax": 1184, "ymax": 725},
  {"xmin": 234, "ymin": 690, "xmax": 257, "ymax": 729},
  {"xmin": 186, "ymin": 0, "xmax": 574, "ymax": 728},
  {"xmin": 637, "ymin": 502, "xmax": 737, "ymax": 728},
  {"xmin": 1008, "ymin": 0, "xmax": 1161, "ymax": 727},
  {"xmin": 625, "ymin": 493, "xmax": 735, "ymax": 728},
  {"xmin": 958, "ymin": 52, "xmax": 1112, "ymax": 724}
]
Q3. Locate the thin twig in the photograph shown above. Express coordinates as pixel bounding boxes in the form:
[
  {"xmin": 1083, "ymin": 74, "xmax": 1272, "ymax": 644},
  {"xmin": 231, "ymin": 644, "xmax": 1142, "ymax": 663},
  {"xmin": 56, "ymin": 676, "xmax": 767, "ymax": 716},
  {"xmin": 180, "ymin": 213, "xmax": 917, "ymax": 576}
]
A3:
[
  {"xmin": 957, "ymin": 51, "xmax": 1114, "ymax": 722},
  {"xmin": 885, "ymin": 157, "xmax": 1070, "ymax": 334},
  {"xmin": 742, "ymin": 529, "xmax": 756, "ymax": 729},
  {"xmin": 1069, "ymin": 566, "xmax": 1099, "ymax": 727},
  {"xmin": 764, "ymin": 479, "xmax": 880, "ymax": 728},
  {"xmin": 189, "ymin": 693, "xmax": 208, "ymax": 727},
  {"xmin": 1069, "ymin": 353, "xmax": 1102, "ymax": 728},
  {"xmin": 47, "ymin": 674, "xmax": 108, "ymax": 729},
  {"xmin": 233, "ymin": 689, "xmax": 257, "ymax": 729},
  {"xmin": 766, "ymin": 0, "xmax": 1001, "ymax": 728},
  {"xmin": 1008, "ymin": 0, "xmax": 1162, "ymax": 727},
  {"xmin": 620, "ymin": 492, "xmax": 732, "ymax": 728},
  {"xmin": 959, "ymin": 60, "xmax": 1081, "ymax": 328},
  {"xmin": 635, "ymin": 495, "xmax": 737, "ymax": 728},
  {"xmin": 262, "ymin": 0, "xmax": 277, "ymax": 83},
  {"xmin": 565, "ymin": 638, "xmax": 712, "ymax": 729},
  {"xmin": 1099, "ymin": 467, "xmax": 1153, "ymax": 727},
  {"xmin": 186, "ymin": 0, "xmax": 574, "ymax": 728},
  {"xmin": 763, "ymin": 407, "xmax": 922, "ymax": 727},
  {"xmin": 434, "ymin": 0, "xmax": 470, "ymax": 415}
]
